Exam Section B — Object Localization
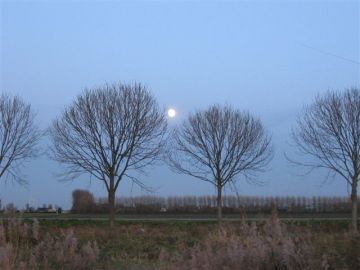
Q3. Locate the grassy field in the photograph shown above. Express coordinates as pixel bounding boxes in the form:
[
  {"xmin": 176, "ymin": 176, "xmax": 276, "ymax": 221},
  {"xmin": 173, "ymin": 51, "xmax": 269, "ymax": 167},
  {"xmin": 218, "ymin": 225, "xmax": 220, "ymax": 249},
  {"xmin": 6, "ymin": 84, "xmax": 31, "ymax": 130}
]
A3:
[
  {"xmin": 1, "ymin": 211, "xmax": 357, "ymax": 221},
  {"xmin": 1, "ymin": 214, "xmax": 360, "ymax": 269},
  {"xmin": 41, "ymin": 218, "xmax": 360, "ymax": 269}
]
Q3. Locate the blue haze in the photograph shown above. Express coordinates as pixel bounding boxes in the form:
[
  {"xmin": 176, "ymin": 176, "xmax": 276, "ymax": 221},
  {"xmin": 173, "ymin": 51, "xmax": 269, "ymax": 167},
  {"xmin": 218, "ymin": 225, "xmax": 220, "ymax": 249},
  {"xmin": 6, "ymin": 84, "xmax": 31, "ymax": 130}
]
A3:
[{"xmin": 0, "ymin": 1, "xmax": 359, "ymax": 209}]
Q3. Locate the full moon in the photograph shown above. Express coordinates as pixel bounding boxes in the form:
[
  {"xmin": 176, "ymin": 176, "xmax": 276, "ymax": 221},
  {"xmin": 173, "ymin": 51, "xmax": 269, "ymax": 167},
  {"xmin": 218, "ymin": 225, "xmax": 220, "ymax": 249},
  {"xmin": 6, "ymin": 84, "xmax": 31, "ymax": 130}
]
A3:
[{"xmin": 167, "ymin": 108, "xmax": 176, "ymax": 118}]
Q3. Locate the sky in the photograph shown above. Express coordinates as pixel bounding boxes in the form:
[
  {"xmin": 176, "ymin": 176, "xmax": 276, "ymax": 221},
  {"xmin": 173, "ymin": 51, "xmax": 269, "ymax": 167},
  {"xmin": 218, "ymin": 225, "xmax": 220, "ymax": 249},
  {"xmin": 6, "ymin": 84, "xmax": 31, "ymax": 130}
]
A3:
[{"xmin": 0, "ymin": 0, "xmax": 359, "ymax": 209}]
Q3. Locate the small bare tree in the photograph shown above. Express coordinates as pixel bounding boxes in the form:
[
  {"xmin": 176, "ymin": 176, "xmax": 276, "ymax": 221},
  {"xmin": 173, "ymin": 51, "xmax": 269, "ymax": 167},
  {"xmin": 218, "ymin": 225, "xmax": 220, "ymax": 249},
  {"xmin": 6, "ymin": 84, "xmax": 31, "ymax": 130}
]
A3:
[
  {"xmin": 50, "ymin": 83, "xmax": 167, "ymax": 227},
  {"xmin": 168, "ymin": 105, "xmax": 272, "ymax": 223},
  {"xmin": 291, "ymin": 88, "xmax": 360, "ymax": 232},
  {"xmin": 0, "ymin": 93, "xmax": 40, "ymax": 183}
]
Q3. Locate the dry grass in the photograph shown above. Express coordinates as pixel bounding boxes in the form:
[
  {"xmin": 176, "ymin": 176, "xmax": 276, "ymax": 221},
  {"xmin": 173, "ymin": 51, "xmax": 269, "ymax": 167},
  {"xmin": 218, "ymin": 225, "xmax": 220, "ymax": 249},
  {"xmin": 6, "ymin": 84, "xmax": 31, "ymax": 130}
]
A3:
[
  {"xmin": 0, "ymin": 216, "xmax": 359, "ymax": 269},
  {"xmin": 0, "ymin": 218, "xmax": 99, "ymax": 270},
  {"xmin": 159, "ymin": 217, "xmax": 360, "ymax": 270}
]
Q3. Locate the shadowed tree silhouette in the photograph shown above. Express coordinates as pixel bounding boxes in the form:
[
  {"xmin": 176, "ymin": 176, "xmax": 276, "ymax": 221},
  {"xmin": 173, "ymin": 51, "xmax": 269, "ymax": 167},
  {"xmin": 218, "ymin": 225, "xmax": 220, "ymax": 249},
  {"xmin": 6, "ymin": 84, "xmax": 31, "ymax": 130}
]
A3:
[
  {"xmin": 50, "ymin": 83, "xmax": 167, "ymax": 227},
  {"xmin": 168, "ymin": 105, "xmax": 273, "ymax": 223},
  {"xmin": 0, "ymin": 93, "xmax": 41, "ymax": 184},
  {"xmin": 291, "ymin": 88, "xmax": 360, "ymax": 232}
]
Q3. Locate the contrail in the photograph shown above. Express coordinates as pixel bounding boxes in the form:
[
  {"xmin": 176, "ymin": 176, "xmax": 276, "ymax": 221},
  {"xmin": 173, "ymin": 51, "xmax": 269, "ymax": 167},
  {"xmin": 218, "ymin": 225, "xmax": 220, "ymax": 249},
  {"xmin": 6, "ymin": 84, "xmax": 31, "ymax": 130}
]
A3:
[{"xmin": 299, "ymin": 42, "xmax": 360, "ymax": 65}]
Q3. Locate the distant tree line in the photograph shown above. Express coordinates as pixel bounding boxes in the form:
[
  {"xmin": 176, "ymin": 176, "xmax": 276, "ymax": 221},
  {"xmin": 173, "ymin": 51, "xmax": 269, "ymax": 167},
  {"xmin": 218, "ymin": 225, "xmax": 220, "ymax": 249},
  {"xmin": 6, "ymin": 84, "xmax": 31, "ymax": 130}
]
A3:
[{"xmin": 71, "ymin": 189, "xmax": 357, "ymax": 215}]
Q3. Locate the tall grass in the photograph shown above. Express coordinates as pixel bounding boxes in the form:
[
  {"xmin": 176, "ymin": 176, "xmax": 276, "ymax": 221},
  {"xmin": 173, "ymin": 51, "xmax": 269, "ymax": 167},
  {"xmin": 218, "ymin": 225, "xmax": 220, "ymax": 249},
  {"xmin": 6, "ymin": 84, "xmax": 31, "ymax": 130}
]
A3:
[
  {"xmin": 159, "ymin": 214, "xmax": 360, "ymax": 270},
  {"xmin": 1, "ymin": 216, "xmax": 359, "ymax": 269},
  {"xmin": 0, "ymin": 218, "xmax": 99, "ymax": 270}
]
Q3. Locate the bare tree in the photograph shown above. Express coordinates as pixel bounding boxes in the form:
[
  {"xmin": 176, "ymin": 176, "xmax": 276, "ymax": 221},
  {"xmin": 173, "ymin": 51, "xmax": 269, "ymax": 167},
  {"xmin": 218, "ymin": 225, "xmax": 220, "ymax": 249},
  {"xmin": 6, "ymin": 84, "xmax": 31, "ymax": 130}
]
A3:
[
  {"xmin": 168, "ymin": 105, "xmax": 272, "ymax": 223},
  {"xmin": 50, "ymin": 83, "xmax": 167, "ymax": 227},
  {"xmin": 291, "ymin": 88, "xmax": 360, "ymax": 232},
  {"xmin": 0, "ymin": 93, "xmax": 40, "ymax": 183}
]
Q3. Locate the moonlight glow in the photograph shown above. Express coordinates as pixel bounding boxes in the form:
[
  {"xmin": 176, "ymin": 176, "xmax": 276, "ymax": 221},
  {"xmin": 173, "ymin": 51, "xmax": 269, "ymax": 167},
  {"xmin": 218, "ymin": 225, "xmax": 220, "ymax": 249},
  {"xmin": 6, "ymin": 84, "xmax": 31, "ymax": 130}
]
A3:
[{"xmin": 168, "ymin": 108, "xmax": 176, "ymax": 118}]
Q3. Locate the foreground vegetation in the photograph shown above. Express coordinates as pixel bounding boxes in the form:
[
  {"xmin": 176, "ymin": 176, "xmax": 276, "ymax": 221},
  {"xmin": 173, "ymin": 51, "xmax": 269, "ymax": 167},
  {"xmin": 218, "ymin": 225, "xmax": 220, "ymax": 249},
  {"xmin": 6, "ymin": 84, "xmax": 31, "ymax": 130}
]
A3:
[{"xmin": 1, "ymin": 215, "xmax": 359, "ymax": 269}]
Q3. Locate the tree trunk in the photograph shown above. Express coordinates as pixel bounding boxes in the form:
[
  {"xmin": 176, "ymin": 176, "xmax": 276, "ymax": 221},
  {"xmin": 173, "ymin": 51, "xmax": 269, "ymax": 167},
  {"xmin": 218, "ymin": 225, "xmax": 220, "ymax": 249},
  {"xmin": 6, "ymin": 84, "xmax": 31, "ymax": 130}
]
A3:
[
  {"xmin": 108, "ymin": 188, "xmax": 115, "ymax": 229},
  {"xmin": 216, "ymin": 184, "xmax": 222, "ymax": 225},
  {"xmin": 351, "ymin": 179, "xmax": 358, "ymax": 233}
]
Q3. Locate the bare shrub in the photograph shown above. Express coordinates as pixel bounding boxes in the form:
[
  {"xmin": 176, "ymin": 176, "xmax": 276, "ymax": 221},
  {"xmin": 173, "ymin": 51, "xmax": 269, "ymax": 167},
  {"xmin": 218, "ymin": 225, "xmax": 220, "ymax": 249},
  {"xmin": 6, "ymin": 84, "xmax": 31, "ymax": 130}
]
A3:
[{"xmin": 0, "ymin": 218, "xmax": 99, "ymax": 270}]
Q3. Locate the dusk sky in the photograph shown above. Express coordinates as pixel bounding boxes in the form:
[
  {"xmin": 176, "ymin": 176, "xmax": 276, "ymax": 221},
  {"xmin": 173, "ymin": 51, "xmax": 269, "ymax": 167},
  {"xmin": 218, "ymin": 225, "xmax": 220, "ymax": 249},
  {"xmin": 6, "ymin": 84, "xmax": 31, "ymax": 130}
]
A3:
[{"xmin": 0, "ymin": 0, "xmax": 359, "ymax": 209}]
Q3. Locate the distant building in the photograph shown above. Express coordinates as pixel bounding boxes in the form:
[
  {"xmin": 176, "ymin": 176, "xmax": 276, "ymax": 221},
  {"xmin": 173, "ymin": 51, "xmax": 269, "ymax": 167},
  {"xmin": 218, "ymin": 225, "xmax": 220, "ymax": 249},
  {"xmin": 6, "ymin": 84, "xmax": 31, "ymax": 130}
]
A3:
[{"xmin": 36, "ymin": 204, "xmax": 58, "ymax": 213}]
